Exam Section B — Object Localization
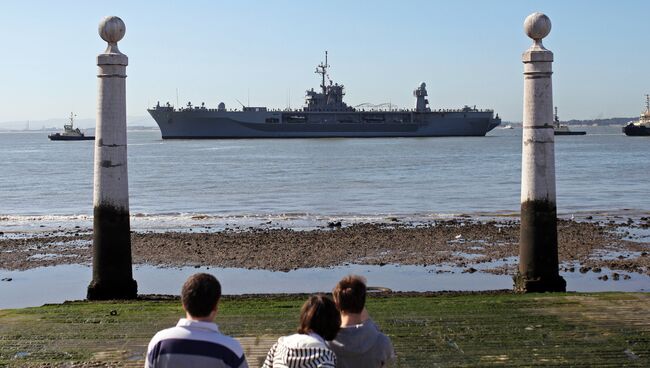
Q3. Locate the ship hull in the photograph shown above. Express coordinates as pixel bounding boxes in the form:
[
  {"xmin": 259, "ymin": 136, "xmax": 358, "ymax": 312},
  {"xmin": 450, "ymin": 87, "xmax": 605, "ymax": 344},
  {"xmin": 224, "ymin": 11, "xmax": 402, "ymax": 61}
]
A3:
[
  {"xmin": 623, "ymin": 124, "xmax": 650, "ymax": 136},
  {"xmin": 554, "ymin": 131, "xmax": 586, "ymax": 136},
  {"xmin": 48, "ymin": 134, "xmax": 95, "ymax": 141},
  {"xmin": 148, "ymin": 109, "xmax": 501, "ymax": 139}
]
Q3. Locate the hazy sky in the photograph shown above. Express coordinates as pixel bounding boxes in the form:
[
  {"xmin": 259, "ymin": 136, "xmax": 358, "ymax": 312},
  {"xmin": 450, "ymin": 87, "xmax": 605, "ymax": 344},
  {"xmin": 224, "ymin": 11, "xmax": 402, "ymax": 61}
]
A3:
[{"xmin": 2, "ymin": 0, "xmax": 649, "ymax": 125}]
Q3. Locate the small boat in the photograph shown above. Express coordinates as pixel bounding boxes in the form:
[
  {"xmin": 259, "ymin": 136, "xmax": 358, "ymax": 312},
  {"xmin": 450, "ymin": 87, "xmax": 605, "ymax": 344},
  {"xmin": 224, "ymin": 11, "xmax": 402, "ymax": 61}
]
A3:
[
  {"xmin": 553, "ymin": 107, "xmax": 585, "ymax": 136},
  {"xmin": 623, "ymin": 95, "xmax": 650, "ymax": 136},
  {"xmin": 48, "ymin": 113, "xmax": 94, "ymax": 141},
  {"xmin": 500, "ymin": 124, "xmax": 514, "ymax": 129}
]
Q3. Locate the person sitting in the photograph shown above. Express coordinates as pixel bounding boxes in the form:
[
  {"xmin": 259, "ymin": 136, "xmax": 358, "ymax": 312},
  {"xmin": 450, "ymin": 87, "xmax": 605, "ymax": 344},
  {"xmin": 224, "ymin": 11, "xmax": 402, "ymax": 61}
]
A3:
[
  {"xmin": 327, "ymin": 275, "xmax": 395, "ymax": 367},
  {"xmin": 262, "ymin": 294, "xmax": 340, "ymax": 368},
  {"xmin": 145, "ymin": 273, "xmax": 248, "ymax": 368}
]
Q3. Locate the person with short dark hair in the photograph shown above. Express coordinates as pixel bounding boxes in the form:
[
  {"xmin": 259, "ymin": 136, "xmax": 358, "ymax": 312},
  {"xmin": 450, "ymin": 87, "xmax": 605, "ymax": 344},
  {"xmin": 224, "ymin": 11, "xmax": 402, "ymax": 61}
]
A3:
[
  {"xmin": 327, "ymin": 275, "xmax": 395, "ymax": 367},
  {"xmin": 262, "ymin": 294, "xmax": 341, "ymax": 368},
  {"xmin": 145, "ymin": 273, "xmax": 248, "ymax": 368}
]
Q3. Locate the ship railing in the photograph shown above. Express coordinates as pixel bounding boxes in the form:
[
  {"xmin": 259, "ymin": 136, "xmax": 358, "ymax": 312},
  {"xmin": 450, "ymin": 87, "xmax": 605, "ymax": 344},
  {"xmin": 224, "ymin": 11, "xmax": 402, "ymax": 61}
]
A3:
[
  {"xmin": 163, "ymin": 106, "xmax": 494, "ymax": 113},
  {"xmin": 432, "ymin": 108, "xmax": 495, "ymax": 113}
]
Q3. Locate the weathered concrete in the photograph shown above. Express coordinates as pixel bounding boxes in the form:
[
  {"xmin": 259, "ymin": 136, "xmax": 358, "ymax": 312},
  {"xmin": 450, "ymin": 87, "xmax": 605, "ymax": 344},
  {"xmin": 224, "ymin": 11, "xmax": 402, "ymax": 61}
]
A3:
[
  {"xmin": 515, "ymin": 12, "xmax": 566, "ymax": 293},
  {"xmin": 87, "ymin": 16, "xmax": 137, "ymax": 300}
]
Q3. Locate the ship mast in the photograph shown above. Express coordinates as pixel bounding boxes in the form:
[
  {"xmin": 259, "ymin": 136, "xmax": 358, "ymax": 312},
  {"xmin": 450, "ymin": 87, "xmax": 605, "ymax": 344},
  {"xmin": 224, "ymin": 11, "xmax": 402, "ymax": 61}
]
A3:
[
  {"xmin": 315, "ymin": 51, "xmax": 329, "ymax": 95},
  {"xmin": 646, "ymin": 94, "xmax": 649, "ymax": 113}
]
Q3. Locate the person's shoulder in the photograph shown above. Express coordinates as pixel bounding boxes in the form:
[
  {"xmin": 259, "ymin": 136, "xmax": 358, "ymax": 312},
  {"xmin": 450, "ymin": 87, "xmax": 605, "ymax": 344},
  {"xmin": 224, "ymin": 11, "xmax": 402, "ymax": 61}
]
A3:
[
  {"xmin": 191, "ymin": 328, "xmax": 246, "ymax": 357},
  {"xmin": 364, "ymin": 319, "xmax": 393, "ymax": 351},
  {"xmin": 364, "ymin": 318, "xmax": 380, "ymax": 330},
  {"xmin": 375, "ymin": 330, "xmax": 395, "ymax": 362},
  {"xmin": 278, "ymin": 333, "xmax": 330, "ymax": 350},
  {"xmin": 147, "ymin": 325, "xmax": 184, "ymax": 348},
  {"xmin": 377, "ymin": 331, "xmax": 392, "ymax": 346},
  {"xmin": 216, "ymin": 332, "xmax": 246, "ymax": 357}
]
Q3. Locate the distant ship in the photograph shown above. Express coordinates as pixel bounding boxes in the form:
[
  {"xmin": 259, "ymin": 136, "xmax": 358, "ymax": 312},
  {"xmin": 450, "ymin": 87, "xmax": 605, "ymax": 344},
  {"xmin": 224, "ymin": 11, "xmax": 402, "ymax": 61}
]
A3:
[
  {"xmin": 553, "ymin": 107, "xmax": 585, "ymax": 136},
  {"xmin": 48, "ymin": 113, "xmax": 94, "ymax": 141},
  {"xmin": 148, "ymin": 52, "xmax": 501, "ymax": 139},
  {"xmin": 623, "ymin": 95, "xmax": 650, "ymax": 136}
]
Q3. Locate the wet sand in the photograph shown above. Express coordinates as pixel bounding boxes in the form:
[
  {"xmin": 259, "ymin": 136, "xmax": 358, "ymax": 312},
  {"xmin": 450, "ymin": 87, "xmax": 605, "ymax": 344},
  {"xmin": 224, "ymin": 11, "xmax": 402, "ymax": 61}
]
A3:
[{"xmin": 1, "ymin": 217, "xmax": 648, "ymax": 279}]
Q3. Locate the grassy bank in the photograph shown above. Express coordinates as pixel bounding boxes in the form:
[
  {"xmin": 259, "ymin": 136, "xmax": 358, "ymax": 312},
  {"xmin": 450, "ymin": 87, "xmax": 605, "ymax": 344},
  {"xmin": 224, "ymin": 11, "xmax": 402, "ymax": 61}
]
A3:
[{"xmin": 0, "ymin": 292, "xmax": 648, "ymax": 367}]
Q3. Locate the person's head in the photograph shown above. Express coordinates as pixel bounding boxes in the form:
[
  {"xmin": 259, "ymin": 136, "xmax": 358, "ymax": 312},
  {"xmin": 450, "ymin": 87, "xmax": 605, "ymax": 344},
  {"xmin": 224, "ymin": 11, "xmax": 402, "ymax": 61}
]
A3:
[
  {"xmin": 297, "ymin": 294, "xmax": 341, "ymax": 341},
  {"xmin": 181, "ymin": 273, "xmax": 222, "ymax": 319},
  {"xmin": 332, "ymin": 275, "xmax": 367, "ymax": 314}
]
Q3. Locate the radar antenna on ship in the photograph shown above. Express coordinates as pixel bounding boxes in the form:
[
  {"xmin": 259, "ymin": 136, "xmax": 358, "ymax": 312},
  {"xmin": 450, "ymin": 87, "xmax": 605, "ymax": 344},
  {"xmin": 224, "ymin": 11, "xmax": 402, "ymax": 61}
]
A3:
[
  {"xmin": 315, "ymin": 51, "xmax": 330, "ymax": 95},
  {"xmin": 66, "ymin": 112, "xmax": 76, "ymax": 130}
]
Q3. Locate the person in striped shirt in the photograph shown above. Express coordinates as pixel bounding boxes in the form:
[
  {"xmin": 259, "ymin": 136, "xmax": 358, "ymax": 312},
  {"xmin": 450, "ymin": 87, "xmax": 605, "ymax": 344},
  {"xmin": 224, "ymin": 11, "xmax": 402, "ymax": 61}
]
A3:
[
  {"xmin": 262, "ymin": 294, "xmax": 341, "ymax": 368},
  {"xmin": 145, "ymin": 273, "xmax": 248, "ymax": 368}
]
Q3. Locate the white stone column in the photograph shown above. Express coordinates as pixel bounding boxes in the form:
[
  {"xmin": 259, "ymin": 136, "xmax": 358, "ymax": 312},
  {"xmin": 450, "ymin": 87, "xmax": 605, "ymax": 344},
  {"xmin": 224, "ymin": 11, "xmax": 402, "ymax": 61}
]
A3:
[
  {"xmin": 515, "ymin": 12, "xmax": 566, "ymax": 293},
  {"xmin": 87, "ymin": 16, "xmax": 137, "ymax": 300}
]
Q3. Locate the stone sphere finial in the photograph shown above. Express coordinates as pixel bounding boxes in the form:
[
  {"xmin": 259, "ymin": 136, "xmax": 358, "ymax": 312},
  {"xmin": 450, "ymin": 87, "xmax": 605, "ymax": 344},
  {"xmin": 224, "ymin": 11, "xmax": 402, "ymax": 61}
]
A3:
[
  {"xmin": 99, "ymin": 16, "xmax": 126, "ymax": 45},
  {"xmin": 524, "ymin": 12, "xmax": 551, "ymax": 41}
]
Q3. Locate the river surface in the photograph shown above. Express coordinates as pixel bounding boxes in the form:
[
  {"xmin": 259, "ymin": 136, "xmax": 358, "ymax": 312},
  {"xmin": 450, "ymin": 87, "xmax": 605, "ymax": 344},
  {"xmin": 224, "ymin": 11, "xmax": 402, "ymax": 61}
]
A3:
[
  {"xmin": 1, "ymin": 126, "xmax": 647, "ymax": 232},
  {"xmin": 1, "ymin": 126, "xmax": 649, "ymax": 308}
]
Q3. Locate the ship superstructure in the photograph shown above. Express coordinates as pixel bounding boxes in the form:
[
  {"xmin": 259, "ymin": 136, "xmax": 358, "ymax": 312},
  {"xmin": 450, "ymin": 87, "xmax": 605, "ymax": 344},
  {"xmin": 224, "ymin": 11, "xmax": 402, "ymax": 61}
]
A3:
[
  {"xmin": 148, "ymin": 53, "xmax": 501, "ymax": 139},
  {"xmin": 623, "ymin": 95, "xmax": 650, "ymax": 136},
  {"xmin": 553, "ymin": 107, "xmax": 585, "ymax": 136}
]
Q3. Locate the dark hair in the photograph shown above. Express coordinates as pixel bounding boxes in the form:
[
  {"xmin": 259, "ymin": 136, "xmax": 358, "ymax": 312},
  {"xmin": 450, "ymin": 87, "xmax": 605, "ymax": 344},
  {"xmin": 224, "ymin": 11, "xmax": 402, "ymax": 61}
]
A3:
[
  {"xmin": 297, "ymin": 295, "xmax": 341, "ymax": 341},
  {"xmin": 332, "ymin": 275, "xmax": 367, "ymax": 314},
  {"xmin": 181, "ymin": 273, "xmax": 221, "ymax": 318}
]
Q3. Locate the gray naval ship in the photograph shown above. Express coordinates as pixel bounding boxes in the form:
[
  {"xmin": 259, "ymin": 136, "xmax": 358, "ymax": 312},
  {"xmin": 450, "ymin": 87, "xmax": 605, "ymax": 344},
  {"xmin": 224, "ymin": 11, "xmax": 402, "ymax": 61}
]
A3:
[{"xmin": 148, "ymin": 53, "xmax": 501, "ymax": 139}]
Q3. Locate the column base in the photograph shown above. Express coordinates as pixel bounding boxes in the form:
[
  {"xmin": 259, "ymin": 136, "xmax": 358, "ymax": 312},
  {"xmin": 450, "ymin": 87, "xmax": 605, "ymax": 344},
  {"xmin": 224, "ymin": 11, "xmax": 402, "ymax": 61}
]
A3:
[
  {"xmin": 87, "ymin": 279, "xmax": 138, "ymax": 300},
  {"xmin": 513, "ymin": 273, "xmax": 566, "ymax": 293}
]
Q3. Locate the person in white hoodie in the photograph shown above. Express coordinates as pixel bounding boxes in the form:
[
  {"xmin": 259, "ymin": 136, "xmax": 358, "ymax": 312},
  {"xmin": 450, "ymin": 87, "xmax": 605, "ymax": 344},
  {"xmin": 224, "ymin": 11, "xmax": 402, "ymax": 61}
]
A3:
[
  {"xmin": 327, "ymin": 275, "xmax": 395, "ymax": 367},
  {"xmin": 262, "ymin": 294, "xmax": 341, "ymax": 368}
]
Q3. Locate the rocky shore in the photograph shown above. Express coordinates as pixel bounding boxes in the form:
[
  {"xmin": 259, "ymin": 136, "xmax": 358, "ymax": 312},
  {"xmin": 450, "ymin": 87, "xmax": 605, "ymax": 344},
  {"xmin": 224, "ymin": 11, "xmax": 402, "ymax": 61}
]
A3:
[{"xmin": 1, "ymin": 217, "xmax": 648, "ymax": 278}]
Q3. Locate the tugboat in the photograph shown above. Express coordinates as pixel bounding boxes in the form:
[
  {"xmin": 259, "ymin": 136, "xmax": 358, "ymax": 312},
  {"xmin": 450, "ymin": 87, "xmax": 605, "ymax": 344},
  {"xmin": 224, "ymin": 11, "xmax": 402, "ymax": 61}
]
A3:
[
  {"xmin": 48, "ymin": 113, "xmax": 94, "ymax": 141},
  {"xmin": 553, "ymin": 107, "xmax": 585, "ymax": 136},
  {"xmin": 623, "ymin": 95, "xmax": 650, "ymax": 136}
]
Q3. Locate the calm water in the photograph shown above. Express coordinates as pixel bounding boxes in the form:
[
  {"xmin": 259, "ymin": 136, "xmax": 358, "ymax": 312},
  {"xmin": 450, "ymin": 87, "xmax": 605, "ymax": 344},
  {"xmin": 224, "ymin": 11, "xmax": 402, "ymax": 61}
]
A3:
[
  {"xmin": 2, "ymin": 263, "xmax": 648, "ymax": 309},
  {"xmin": 1, "ymin": 127, "xmax": 649, "ymax": 307},
  {"xmin": 0, "ymin": 126, "xmax": 648, "ymax": 231}
]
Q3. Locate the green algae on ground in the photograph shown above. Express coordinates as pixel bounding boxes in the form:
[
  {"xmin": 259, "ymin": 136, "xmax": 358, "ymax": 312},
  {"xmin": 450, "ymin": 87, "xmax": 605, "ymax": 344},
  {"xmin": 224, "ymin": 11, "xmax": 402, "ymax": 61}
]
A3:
[{"xmin": 0, "ymin": 292, "xmax": 648, "ymax": 367}]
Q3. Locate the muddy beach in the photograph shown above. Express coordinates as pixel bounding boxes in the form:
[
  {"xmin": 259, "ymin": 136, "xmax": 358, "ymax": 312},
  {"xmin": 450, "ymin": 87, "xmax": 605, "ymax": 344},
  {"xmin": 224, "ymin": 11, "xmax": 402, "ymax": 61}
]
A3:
[{"xmin": 1, "ymin": 217, "xmax": 648, "ymax": 280}]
